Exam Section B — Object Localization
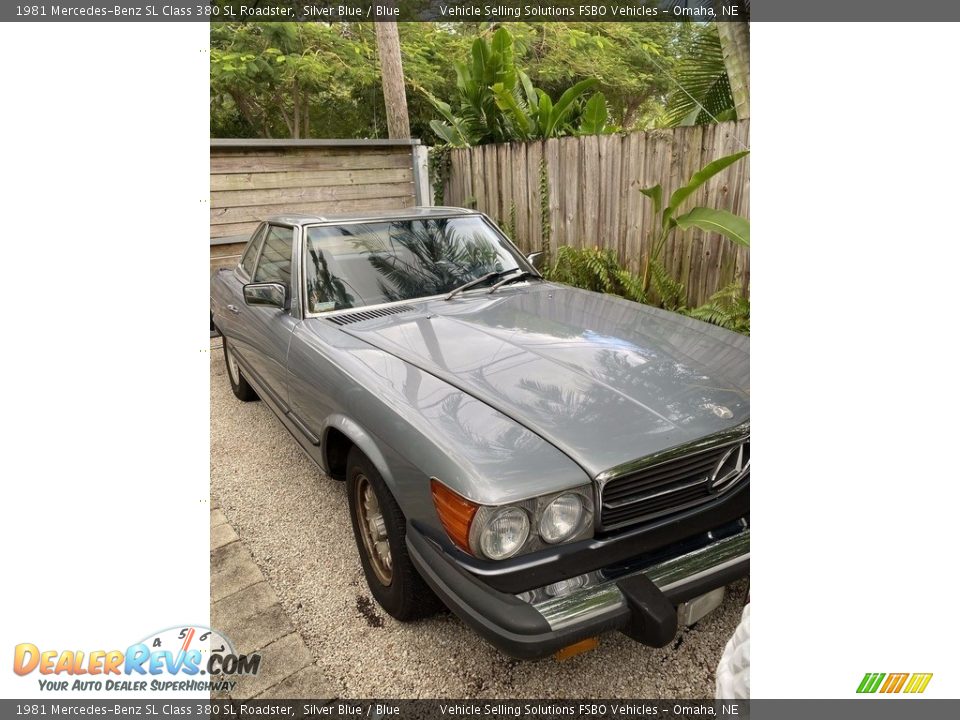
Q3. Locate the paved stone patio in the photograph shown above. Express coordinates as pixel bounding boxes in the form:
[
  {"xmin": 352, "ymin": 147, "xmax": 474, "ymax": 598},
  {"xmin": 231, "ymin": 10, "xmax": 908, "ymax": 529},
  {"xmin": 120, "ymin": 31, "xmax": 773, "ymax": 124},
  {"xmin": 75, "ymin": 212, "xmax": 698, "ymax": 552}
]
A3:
[{"xmin": 210, "ymin": 499, "xmax": 335, "ymax": 700}]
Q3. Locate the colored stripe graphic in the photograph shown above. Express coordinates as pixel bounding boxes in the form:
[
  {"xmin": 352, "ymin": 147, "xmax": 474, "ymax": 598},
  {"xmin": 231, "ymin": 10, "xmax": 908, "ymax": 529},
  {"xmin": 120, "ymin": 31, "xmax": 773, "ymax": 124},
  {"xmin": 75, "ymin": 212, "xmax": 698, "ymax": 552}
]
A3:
[
  {"xmin": 857, "ymin": 672, "xmax": 932, "ymax": 694},
  {"xmin": 904, "ymin": 673, "xmax": 933, "ymax": 694},
  {"xmin": 880, "ymin": 673, "xmax": 908, "ymax": 693},
  {"xmin": 856, "ymin": 673, "xmax": 885, "ymax": 693}
]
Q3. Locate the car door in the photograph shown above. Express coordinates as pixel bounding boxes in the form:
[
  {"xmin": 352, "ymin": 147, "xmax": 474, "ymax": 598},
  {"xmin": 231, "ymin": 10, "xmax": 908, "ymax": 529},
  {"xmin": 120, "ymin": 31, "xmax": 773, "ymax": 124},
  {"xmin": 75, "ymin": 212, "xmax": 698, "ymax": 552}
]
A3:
[
  {"xmin": 239, "ymin": 222, "xmax": 298, "ymax": 410},
  {"xmin": 216, "ymin": 223, "xmax": 266, "ymax": 358}
]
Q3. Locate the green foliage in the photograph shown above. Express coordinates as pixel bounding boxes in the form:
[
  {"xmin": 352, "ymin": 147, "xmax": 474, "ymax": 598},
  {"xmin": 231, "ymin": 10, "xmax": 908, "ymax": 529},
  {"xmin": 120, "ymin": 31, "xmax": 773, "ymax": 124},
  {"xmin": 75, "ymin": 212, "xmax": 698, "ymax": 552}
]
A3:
[
  {"xmin": 503, "ymin": 202, "xmax": 518, "ymax": 241},
  {"xmin": 649, "ymin": 260, "xmax": 685, "ymax": 311},
  {"xmin": 539, "ymin": 156, "xmax": 552, "ymax": 261},
  {"xmin": 210, "ymin": 22, "xmax": 470, "ymax": 139},
  {"xmin": 687, "ymin": 283, "xmax": 751, "ymax": 334},
  {"xmin": 544, "ymin": 246, "xmax": 749, "ymax": 334},
  {"xmin": 674, "ymin": 207, "xmax": 750, "ymax": 247},
  {"xmin": 425, "ymin": 28, "xmax": 611, "ymax": 146},
  {"xmin": 211, "ymin": 22, "xmax": 702, "ymax": 140},
  {"xmin": 210, "ymin": 23, "xmax": 379, "ymax": 139},
  {"xmin": 665, "ymin": 24, "xmax": 736, "ymax": 126},
  {"xmin": 545, "ymin": 246, "xmax": 646, "ymax": 303},
  {"xmin": 579, "ymin": 93, "xmax": 609, "ymax": 136},
  {"xmin": 546, "ymin": 148, "xmax": 751, "ymax": 333},
  {"xmin": 428, "ymin": 145, "xmax": 451, "ymax": 205},
  {"xmin": 640, "ymin": 150, "xmax": 750, "ymax": 292}
]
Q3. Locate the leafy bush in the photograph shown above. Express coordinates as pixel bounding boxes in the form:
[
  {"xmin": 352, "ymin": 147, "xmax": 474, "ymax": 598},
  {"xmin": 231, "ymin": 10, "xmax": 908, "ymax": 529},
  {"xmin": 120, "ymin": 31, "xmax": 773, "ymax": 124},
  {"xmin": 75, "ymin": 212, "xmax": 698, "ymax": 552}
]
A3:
[
  {"xmin": 545, "ymin": 246, "xmax": 749, "ymax": 334},
  {"xmin": 687, "ymin": 283, "xmax": 751, "ymax": 334},
  {"xmin": 425, "ymin": 28, "xmax": 611, "ymax": 147},
  {"xmin": 545, "ymin": 246, "xmax": 647, "ymax": 303},
  {"xmin": 639, "ymin": 150, "xmax": 750, "ymax": 294}
]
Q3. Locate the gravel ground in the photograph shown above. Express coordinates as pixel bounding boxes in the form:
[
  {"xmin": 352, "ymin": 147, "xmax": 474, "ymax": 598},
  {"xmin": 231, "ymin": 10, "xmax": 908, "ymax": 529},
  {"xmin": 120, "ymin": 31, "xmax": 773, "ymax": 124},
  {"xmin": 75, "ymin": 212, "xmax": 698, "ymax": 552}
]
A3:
[{"xmin": 210, "ymin": 339, "xmax": 748, "ymax": 699}]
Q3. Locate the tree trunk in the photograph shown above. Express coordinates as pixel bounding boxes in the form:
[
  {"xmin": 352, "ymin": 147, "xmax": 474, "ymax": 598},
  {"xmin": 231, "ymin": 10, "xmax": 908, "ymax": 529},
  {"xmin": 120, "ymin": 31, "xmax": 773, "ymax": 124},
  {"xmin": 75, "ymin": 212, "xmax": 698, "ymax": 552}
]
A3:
[
  {"xmin": 374, "ymin": 21, "xmax": 411, "ymax": 139},
  {"xmin": 716, "ymin": 21, "xmax": 750, "ymax": 119}
]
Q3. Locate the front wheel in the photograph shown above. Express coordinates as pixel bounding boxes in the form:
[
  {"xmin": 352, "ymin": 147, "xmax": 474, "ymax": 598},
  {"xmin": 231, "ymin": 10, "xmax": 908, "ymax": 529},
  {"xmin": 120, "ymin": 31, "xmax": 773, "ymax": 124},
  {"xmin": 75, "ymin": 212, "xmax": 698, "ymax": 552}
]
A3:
[
  {"xmin": 222, "ymin": 337, "xmax": 258, "ymax": 402},
  {"xmin": 346, "ymin": 447, "xmax": 440, "ymax": 621}
]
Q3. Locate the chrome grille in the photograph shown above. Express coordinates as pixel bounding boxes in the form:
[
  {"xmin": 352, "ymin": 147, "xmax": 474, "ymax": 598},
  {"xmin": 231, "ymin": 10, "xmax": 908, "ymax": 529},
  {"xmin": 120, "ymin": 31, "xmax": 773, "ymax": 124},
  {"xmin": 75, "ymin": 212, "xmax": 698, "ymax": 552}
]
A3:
[{"xmin": 599, "ymin": 440, "xmax": 749, "ymax": 530}]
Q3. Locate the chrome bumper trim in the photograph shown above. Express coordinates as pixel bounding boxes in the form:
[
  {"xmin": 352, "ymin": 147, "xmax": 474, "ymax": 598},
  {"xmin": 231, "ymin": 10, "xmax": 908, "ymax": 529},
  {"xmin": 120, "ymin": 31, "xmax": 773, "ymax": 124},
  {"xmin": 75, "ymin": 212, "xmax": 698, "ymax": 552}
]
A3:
[{"xmin": 527, "ymin": 529, "xmax": 750, "ymax": 631}]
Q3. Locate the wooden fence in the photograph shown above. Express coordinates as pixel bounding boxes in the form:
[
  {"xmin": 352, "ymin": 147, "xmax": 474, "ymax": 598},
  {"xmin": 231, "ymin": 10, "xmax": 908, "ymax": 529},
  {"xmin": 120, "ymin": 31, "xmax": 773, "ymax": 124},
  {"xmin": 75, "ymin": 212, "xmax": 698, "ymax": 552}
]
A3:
[
  {"xmin": 442, "ymin": 120, "xmax": 750, "ymax": 306},
  {"xmin": 210, "ymin": 139, "xmax": 426, "ymax": 273}
]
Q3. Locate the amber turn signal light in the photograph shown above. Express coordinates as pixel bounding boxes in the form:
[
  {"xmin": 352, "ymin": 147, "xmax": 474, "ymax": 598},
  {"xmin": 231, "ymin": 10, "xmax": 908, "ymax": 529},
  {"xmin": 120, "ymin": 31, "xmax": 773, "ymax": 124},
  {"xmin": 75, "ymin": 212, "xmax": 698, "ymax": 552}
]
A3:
[
  {"xmin": 554, "ymin": 637, "xmax": 599, "ymax": 662},
  {"xmin": 430, "ymin": 479, "xmax": 478, "ymax": 553}
]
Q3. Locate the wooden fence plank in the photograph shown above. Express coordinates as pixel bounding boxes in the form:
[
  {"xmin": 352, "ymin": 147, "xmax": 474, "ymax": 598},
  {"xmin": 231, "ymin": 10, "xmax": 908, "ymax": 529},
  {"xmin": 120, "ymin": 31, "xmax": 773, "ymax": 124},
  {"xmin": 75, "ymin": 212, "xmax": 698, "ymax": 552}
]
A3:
[
  {"xmin": 581, "ymin": 135, "xmax": 601, "ymax": 247},
  {"xmin": 499, "ymin": 143, "xmax": 512, "ymax": 233},
  {"xmin": 211, "ymin": 168, "xmax": 413, "ymax": 192},
  {"xmin": 440, "ymin": 120, "xmax": 750, "ymax": 305},
  {"xmin": 598, "ymin": 134, "xmax": 622, "ymax": 258},
  {"xmin": 210, "ymin": 195, "xmax": 415, "ymax": 226},
  {"xmin": 544, "ymin": 138, "xmax": 562, "ymax": 259},
  {"xmin": 622, "ymin": 131, "xmax": 645, "ymax": 274},
  {"xmin": 211, "ymin": 182, "xmax": 414, "ymax": 209},
  {"xmin": 526, "ymin": 141, "xmax": 543, "ymax": 256},
  {"xmin": 560, "ymin": 138, "xmax": 581, "ymax": 249},
  {"xmin": 210, "ymin": 150, "xmax": 412, "ymax": 174},
  {"xmin": 510, "ymin": 142, "xmax": 528, "ymax": 251},
  {"xmin": 210, "ymin": 144, "xmax": 420, "ymax": 269}
]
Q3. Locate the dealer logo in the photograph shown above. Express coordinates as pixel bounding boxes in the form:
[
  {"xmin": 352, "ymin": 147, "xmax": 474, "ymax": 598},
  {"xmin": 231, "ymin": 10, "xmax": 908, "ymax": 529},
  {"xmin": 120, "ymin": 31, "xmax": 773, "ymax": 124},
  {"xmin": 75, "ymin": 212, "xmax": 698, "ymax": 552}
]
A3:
[{"xmin": 13, "ymin": 625, "xmax": 260, "ymax": 693}]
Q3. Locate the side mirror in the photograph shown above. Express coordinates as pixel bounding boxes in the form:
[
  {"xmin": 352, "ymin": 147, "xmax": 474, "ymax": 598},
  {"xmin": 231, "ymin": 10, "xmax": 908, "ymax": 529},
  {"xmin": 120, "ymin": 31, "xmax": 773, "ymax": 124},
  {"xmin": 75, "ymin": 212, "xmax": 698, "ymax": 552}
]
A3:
[
  {"xmin": 243, "ymin": 282, "xmax": 287, "ymax": 310},
  {"xmin": 526, "ymin": 252, "xmax": 546, "ymax": 272}
]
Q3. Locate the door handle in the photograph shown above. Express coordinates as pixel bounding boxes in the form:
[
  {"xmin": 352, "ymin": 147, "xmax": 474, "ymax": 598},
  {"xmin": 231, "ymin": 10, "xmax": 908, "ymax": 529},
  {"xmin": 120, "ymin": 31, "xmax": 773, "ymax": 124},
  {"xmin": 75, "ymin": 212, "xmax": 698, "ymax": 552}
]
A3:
[{"xmin": 227, "ymin": 304, "xmax": 241, "ymax": 315}]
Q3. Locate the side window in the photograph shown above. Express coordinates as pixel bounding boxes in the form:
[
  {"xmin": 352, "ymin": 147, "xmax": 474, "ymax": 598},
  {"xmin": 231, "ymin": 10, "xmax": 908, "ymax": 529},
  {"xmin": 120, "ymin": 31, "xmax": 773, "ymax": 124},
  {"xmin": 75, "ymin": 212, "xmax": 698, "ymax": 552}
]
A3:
[
  {"xmin": 254, "ymin": 225, "xmax": 294, "ymax": 286},
  {"xmin": 239, "ymin": 225, "xmax": 266, "ymax": 278}
]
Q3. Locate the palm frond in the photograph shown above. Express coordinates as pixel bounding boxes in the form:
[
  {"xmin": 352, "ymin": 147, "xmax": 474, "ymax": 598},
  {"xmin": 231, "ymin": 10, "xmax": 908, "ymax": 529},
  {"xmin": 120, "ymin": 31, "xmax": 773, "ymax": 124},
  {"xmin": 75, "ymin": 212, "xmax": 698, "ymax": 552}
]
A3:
[{"xmin": 666, "ymin": 26, "xmax": 735, "ymax": 126}]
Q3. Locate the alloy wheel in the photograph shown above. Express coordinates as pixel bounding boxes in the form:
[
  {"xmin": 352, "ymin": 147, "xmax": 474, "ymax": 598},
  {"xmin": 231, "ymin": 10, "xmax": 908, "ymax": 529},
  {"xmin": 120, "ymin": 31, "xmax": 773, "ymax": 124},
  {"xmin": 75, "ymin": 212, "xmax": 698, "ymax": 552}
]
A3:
[{"xmin": 354, "ymin": 473, "xmax": 392, "ymax": 585}]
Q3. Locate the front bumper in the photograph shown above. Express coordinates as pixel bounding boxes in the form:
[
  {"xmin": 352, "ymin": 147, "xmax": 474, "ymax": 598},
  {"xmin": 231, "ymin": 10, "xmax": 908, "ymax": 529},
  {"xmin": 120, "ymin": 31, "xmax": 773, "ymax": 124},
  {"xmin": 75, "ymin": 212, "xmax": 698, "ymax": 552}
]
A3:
[{"xmin": 407, "ymin": 523, "xmax": 749, "ymax": 659}]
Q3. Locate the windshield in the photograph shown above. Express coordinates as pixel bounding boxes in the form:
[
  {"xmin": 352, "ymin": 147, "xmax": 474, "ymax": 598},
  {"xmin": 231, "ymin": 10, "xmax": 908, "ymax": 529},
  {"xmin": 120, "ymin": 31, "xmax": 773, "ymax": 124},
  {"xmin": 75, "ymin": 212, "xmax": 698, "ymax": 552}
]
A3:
[{"xmin": 304, "ymin": 216, "xmax": 529, "ymax": 313}]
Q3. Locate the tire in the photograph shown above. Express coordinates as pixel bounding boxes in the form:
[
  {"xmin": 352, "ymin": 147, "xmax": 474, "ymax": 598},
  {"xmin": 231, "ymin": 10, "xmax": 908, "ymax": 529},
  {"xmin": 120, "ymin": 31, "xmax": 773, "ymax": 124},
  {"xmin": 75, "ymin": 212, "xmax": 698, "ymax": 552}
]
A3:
[
  {"xmin": 347, "ymin": 446, "xmax": 441, "ymax": 621},
  {"xmin": 222, "ymin": 337, "xmax": 259, "ymax": 402}
]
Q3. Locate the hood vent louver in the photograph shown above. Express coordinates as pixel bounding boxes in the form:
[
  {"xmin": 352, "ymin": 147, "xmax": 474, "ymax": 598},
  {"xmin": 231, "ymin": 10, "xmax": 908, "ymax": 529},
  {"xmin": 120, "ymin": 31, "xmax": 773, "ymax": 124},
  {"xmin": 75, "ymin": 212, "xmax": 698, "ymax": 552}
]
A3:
[{"xmin": 326, "ymin": 305, "xmax": 414, "ymax": 326}]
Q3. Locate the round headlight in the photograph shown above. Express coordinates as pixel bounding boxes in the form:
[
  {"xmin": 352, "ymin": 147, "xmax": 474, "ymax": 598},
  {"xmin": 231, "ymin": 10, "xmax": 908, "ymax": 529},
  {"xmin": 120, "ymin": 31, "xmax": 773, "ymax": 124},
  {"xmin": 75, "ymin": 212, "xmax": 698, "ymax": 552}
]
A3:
[
  {"xmin": 478, "ymin": 507, "xmax": 530, "ymax": 560},
  {"xmin": 539, "ymin": 494, "xmax": 584, "ymax": 544}
]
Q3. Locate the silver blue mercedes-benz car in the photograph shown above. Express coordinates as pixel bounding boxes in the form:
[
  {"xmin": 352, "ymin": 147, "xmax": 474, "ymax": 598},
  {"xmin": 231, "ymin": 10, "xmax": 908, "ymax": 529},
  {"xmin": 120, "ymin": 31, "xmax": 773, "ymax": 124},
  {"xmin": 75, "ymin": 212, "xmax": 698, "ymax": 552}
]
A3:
[{"xmin": 210, "ymin": 206, "xmax": 749, "ymax": 659}]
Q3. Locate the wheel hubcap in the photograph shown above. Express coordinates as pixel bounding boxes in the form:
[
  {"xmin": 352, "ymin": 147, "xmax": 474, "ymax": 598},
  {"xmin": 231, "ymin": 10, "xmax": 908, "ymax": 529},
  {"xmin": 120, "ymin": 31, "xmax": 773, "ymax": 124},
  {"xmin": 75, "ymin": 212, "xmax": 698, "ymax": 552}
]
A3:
[
  {"xmin": 226, "ymin": 345, "xmax": 241, "ymax": 385},
  {"xmin": 355, "ymin": 474, "xmax": 392, "ymax": 585}
]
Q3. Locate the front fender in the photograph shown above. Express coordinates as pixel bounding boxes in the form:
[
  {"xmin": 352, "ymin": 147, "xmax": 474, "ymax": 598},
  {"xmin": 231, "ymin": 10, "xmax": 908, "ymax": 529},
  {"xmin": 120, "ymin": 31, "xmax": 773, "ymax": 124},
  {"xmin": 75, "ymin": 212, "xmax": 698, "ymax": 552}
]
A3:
[{"xmin": 320, "ymin": 413, "xmax": 397, "ymax": 488}]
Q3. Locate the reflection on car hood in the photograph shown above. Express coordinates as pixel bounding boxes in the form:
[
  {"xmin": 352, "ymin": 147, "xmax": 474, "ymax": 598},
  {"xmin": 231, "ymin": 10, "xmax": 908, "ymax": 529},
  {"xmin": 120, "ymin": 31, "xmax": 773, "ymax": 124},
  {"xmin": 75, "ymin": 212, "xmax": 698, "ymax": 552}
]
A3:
[{"xmin": 336, "ymin": 283, "xmax": 749, "ymax": 478}]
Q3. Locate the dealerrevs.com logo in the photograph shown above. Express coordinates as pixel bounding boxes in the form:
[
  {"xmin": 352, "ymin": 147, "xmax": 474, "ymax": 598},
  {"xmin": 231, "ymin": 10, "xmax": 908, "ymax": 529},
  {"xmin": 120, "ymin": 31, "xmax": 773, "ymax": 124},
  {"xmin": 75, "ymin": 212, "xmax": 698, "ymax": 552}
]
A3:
[
  {"xmin": 13, "ymin": 625, "xmax": 260, "ymax": 693},
  {"xmin": 857, "ymin": 672, "xmax": 933, "ymax": 694}
]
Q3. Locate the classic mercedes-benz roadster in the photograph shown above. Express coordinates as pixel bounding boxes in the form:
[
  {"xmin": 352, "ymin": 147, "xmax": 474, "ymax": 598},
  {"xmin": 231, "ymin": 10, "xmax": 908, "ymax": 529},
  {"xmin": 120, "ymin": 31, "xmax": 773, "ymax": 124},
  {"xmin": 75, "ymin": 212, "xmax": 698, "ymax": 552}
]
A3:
[{"xmin": 210, "ymin": 207, "xmax": 749, "ymax": 659}]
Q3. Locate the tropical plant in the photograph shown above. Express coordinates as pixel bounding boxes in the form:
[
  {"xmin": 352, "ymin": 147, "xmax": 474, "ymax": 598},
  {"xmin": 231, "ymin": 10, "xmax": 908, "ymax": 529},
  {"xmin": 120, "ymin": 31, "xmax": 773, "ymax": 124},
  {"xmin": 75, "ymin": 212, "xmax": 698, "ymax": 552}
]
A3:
[
  {"xmin": 716, "ymin": 19, "xmax": 750, "ymax": 120},
  {"xmin": 639, "ymin": 150, "xmax": 750, "ymax": 295},
  {"xmin": 424, "ymin": 28, "xmax": 611, "ymax": 147},
  {"xmin": 545, "ymin": 246, "xmax": 647, "ymax": 303},
  {"xmin": 687, "ymin": 282, "xmax": 751, "ymax": 334},
  {"xmin": 544, "ymin": 245, "xmax": 749, "ymax": 334},
  {"xmin": 665, "ymin": 24, "xmax": 736, "ymax": 126},
  {"xmin": 211, "ymin": 22, "xmax": 698, "ymax": 139}
]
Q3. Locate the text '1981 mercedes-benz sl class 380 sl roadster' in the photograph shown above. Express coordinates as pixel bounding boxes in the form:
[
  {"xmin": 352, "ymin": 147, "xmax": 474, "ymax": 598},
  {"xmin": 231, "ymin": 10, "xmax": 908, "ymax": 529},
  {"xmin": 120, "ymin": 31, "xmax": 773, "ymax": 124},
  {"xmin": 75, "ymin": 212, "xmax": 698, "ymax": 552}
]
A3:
[{"xmin": 211, "ymin": 206, "xmax": 749, "ymax": 660}]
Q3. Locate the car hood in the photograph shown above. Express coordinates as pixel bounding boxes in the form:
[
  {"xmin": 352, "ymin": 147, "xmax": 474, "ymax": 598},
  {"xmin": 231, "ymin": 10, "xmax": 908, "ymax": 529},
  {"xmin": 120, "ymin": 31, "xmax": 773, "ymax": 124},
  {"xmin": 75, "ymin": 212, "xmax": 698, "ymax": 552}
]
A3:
[{"xmin": 336, "ymin": 283, "xmax": 749, "ymax": 479}]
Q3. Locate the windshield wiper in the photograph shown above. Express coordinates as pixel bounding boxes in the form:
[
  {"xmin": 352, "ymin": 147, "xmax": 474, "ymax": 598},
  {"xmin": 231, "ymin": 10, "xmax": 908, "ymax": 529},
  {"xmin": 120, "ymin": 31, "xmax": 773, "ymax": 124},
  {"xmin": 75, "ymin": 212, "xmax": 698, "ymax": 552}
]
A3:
[
  {"xmin": 444, "ymin": 270, "xmax": 508, "ymax": 300},
  {"xmin": 487, "ymin": 270, "xmax": 539, "ymax": 295}
]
